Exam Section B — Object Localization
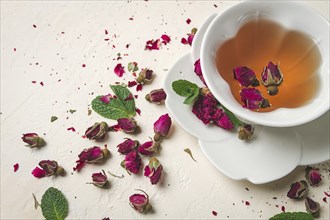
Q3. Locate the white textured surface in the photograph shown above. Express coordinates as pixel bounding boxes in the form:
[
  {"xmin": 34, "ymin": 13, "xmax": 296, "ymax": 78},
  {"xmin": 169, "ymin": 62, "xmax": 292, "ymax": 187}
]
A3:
[{"xmin": 1, "ymin": 1, "xmax": 329, "ymax": 219}]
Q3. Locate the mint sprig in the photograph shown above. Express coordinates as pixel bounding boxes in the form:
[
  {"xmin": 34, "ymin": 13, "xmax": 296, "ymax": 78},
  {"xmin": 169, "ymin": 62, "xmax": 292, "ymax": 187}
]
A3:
[
  {"xmin": 91, "ymin": 85, "xmax": 136, "ymax": 120},
  {"xmin": 40, "ymin": 187, "xmax": 68, "ymax": 220},
  {"xmin": 269, "ymin": 212, "xmax": 313, "ymax": 220},
  {"xmin": 172, "ymin": 79, "xmax": 199, "ymax": 105}
]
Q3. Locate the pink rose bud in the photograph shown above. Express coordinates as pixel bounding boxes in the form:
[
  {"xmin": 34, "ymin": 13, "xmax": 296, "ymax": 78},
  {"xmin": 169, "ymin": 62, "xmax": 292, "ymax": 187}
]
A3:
[
  {"xmin": 145, "ymin": 89, "xmax": 167, "ymax": 104},
  {"xmin": 22, "ymin": 133, "xmax": 46, "ymax": 148},
  {"xmin": 136, "ymin": 68, "xmax": 155, "ymax": 84},
  {"xmin": 88, "ymin": 170, "xmax": 109, "ymax": 188},
  {"xmin": 192, "ymin": 91, "xmax": 218, "ymax": 125},
  {"xmin": 144, "ymin": 157, "xmax": 163, "ymax": 185},
  {"xmin": 305, "ymin": 166, "xmax": 322, "ymax": 186},
  {"xmin": 39, "ymin": 160, "xmax": 65, "ymax": 176},
  {"xmin": 153, "ymin": 114, "xmax": 172, "ymax": 142},
  {"xmin": 117, "ymin": 118, "xmax": 138, "ymax": 134},
  {"xmin": 238, "ymin": 124, "xmax": 254, "ymax": 140},
  {"xmin": 305, "ymin": 197, "xmax": 320, "ymax": 217},
  {"xmin": 117, "ymin": 138, "xmax": 139, "ymax": 155},
  {"xmin": 213, "ymin": 109, "xmax": 234, "ymax": 130},
  {"xmin": 240, "ymin": 88, "xmax": 270, "ymax": 110},
  {"xmin": 287, "ymin": 180, "xmax": 309, "ymax": 199},
  {"xmin": 85, "ymin": 122, "xmax": 109, "ymax": 140},
  {"xmin": 261, "ymin": 61, "xmax": 284, "ymax": 96},
  {"xmin": 138, "ymin": 140, "xmax": 160, "ymax": 156},
  {"xmin": 129, "ymin": 189, "xmax": 152, "ymax": 213},
  {"xmin": 194, "ymin": 59, "xmax": 206, "ymax": 86},
  {"xmin": 121, "ymin": 151, "xmax": 141, "ymax": 174},
  {"xmin": 74, "ymin": 146, "xmax": 110, "ymax": 171},
  {"xmin": 233, "ymin": 66, "xmax": 260, "ymax": 87}
]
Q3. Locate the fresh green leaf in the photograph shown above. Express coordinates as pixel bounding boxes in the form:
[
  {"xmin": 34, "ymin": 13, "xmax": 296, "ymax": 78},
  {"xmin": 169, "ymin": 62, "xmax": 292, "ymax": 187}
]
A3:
[
  {"xmin": 221, "ymin": 105, "xmax": 242, "ymax": 128},
  {"xmin": 269, "ymin": 212, "xmax": 313, "ymax": 220},
  {"xmin": 183, "ymin": 87, "xmax": 199, "ymax": 105},
  {"xmin": 50, "ymin": 116, "xmax": 58, "ymax": 122},
  {"xmin": 40, "ymin": 187, "xmax": 68, "ymax": 220},
  {"xmin": 172, "ymin": 80, "xmax": 199, "ymax": 104},
  {"xmin": 91, "ymin": 85, "xmax": 136, "ymax": 120}
]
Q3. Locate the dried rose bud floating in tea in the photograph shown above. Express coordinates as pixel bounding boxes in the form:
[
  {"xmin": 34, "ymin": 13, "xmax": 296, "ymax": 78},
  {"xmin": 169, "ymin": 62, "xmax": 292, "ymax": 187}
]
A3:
[{"xmin": 216, "ymin": 19, "xmax": 321, "ymax": 112}]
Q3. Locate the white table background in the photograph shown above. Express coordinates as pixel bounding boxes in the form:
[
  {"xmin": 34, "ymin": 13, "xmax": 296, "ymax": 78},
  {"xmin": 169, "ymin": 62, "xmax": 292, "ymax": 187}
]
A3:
[{"xmin": 1, "ymin": 1, "xmax": 329, "ymax": 219}]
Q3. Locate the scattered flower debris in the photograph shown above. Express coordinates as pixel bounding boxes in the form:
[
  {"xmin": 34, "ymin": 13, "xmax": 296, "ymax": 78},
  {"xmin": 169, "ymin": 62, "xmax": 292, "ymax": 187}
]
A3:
[
  {"xmin": 50, "ymin": 116, "xmax": 58, "ymax": 122},
  {"xmin": 13, "ymin": 163, "xmax": 19, "ymax": 172},
  {"xmin": 184, "ymin": 148, "xmax": 197, "ymax": 162},
  {"xmin": 212, "ymin": 211, "xmax": 218, "ymax": 216},
  {"xmin": 186, "ymin": 18, "xmax": 191, "ymax": 24},
  {"xmin": 67, "ymin": 127, "xmax": 76, "ymax": 132},
  {"xmin": 114, "ymin": 63, "xmax": 125, "ymax": 77}
]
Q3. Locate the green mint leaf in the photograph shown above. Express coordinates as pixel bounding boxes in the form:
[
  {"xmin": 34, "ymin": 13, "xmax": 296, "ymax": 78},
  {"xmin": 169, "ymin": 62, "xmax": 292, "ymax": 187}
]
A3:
[
  {"xmin": 41, "ymin": 187, "xmax": 68, "ymax": 220},
  {"xmin": 269, "ymin": 212, "xmax": 313, "ymax": 220},
  {"xmin": 172, "ymin": 80, "xmax": 199, "ymax": 104},
  {"xmin": 50, "ymin": 116, "xmax": 58, "ymax": 122},
  {"xmin": 91, "ymin": 85, "xmax": 136, "ymax": 120}
]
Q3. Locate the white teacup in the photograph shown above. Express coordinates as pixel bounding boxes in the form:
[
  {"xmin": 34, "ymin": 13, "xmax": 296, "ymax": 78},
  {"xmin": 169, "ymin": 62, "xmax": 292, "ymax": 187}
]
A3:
[{"xmin": 200, "ymin": 1, "xmax": 329, "ymax": 127}]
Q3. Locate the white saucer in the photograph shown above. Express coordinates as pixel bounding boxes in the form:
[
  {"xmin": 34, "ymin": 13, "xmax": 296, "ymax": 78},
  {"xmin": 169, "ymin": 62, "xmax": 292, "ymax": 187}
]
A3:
[{"xmin": 163, "ymin": 14, "xmax": 329, "ymax": 184}]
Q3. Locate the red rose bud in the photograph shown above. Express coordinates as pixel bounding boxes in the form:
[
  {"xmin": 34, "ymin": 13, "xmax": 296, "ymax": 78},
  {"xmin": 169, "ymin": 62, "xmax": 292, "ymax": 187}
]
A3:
[
  {"xmin": 287, "ymin": 180, "xmax": 308, "ymax": 199},
  {"xmin": 117, "ymin": 118, "xmax": 138, "ymax": 134},
  {"xmin": 238, "ymin": 124, "xmax": 254, "ymax": 140},
  {"xmin": 261, "ymin": 61, "xmax": 284, "ymax": 95},
  {"xmin": 39, "ymin": 160, "xmax": 65, "ymax": 176},
  {"xmin": 233, "ymin": 66, "xmax": 259, "ymax": 87},
  {"xmin": 31, "ymin": 167, "xmax": 47, "ymax": 178},
  {"xmin": 138, "ymin": 140, "xmax": 160, "ymax": 156},
  {"xmin": 136, "ymin": 68, "xmax": 155, "ymax": 84},
  {"xmin": 85, "ymin": 122, "xmax": 109, "ymax": 140},
  {"xmin": 88, "ymin": 170, "xmax": 109, "ymax": 188},
  {"xmin": 129, "ymin": 190, "xmax": 152, "ymax": 213},
  {"xmin": 194, "ymin": 59, "xmax": 206, "ymax": 86},
  {"xmin": 22, "ymin": 133, "xmax": 46, "ymax": 148},
  {"xmin": 153, "ymin": 113, "xmax": 172, "ymax": 142},
  {"xmin": 305, "ymin": 166, "xmax": 322, "ymax": 186},
  {"xmin": 144, "ymin": 157, "xmax": 163, "ymax": 185},
  {"xmin": 240, "ymin": 88, "xmax": 270, "ymax": 110},
  {"xmin": 192, "ymin": 91, "xmax": 218, "ymax": 125},
  {"xmin": 213, "ymin": 109, "xmax": 234, "ymax": 130},
  {"xmin": 121, "ymin": 151, "xmax": 141, "ymax": 174},
  {"xmin": 145, "ymin": 89, "xmax": 167, "ymax": 104},
  {"xmin": 74, "ymin": 146, "xmax": 110, "ymax": 171},
  {"xmin": 305, "ymin": 197, "xmax": 320, "ymax": 217},
  {"xmin": 117, "ymin": 138, "xmax": 139, "ymax": 155}
]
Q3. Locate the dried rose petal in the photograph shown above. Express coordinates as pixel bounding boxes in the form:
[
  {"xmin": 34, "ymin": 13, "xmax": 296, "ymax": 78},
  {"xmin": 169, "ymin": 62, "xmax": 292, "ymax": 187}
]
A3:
[
  {"xmin": 114, "ymin": 63, "xmax": 125, "ymax": 77},
  {"xmin": 194, "ymin": 59, "xmax": 206, "ymax": 86},
  {"xmin": 99, "ymin": 94, "xmax": 112, "ymax": 104},
  {"xmin": 90, "ymin": 170, "xmax": 108, "ymax": 188},
  {"xmin": 129, "ymin": 190, "xmax": 152, "ymax": 213},
  {"xmin": 233, "ymin": 66, "xmax": 259, "ymax": 87},
  {"xmin": 305, "ymin": 166, "xmax": 322, "ymax": 186},
  {"xmin": 85, "ymin": 122, "xmax": 109, "ymax": 140},
  {"xmin": 13, "ymin": 163, "xmax": 19, "ymax": 172},
  {"xmin": 305, "ymin": 197, "xmax": 320, "ymax": 217},
  {"xmin": 287, "ymin": 180, "xmax": 309, "ymax": 199},
  {"xmin": 117, "ymin": 138, "xmax": 139, "ymax": 155},
  {"xmin": 238, "ymin": 124, "xmax": 254, "ymax": 140},
  {"xmin": 240, "ymin": 88, "xmax": 270, "ymax": 110},
  {"xmin": 74, "ymin": 146, "xmax": 110, "ymax": 171},
  {"xmin": 145, "ymin": 39, "xmax": 160, "ymax": 50},
  {"xmin": 117, "ymin": 118, "xmax": 137, "ymax": 134},
  {"xmin": 128, "ymin": 80, "xmax": 137, "ymax": 87},
  {"xmin": 144, "ymin": 157, "xmax": 163, "ymax": 185},
  {"xmin": 31, "ymin": 167, "xmax": 47, "ymax": 178},
  {"xmin": 153, "ymin": 114, "xmax": 172, "ymax": 141},
  {"xmin": 261, "ymin": 62, "xmax": 284, "ymax": 95},
  {"xmin": 161, "ymin": 34, "xmax": 171, "ymax": 44},
  {"xmin": 138, "ymin": 140, "xmax": 160, "ymax": 156},
  {"xmin": 145, "ymin": 89, "xmax": 167, "ymax": 104},
  {"xmin": 122, "ymin": 151, "xmax": 141, "ymax": 174},
  {"xmin": 186, "ymin": 18, "xmax": 191, "ymax": 24},
  {"xmin": 22, "ymin": 133, "xmax": 46, "ymax": 148}
]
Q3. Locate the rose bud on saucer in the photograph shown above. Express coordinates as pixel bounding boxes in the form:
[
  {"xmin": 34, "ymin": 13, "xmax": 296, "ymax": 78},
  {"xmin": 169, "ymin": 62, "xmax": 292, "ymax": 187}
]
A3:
[
  {"xmin": 233, "ymin": 66, "xmax": 259, "ymax": 87},
  {"xmin": 145, "ymin": 89, "xmax": 167, "ymax": 104},
  {"xmin": 136, "ymin": 68, "xmax": 155, "ymax": 84},
  {"xmin": 32, "ymin": 160, "xmax": 65, "ymax": 178},
  {"xmin": 121, "ymin": 151, "xmax": 141, "ymax": 174},
  {"xmin": 261, "ymin": 61, "xmax": 284, "ymax": 95},
  {"xmin": 138, "ymin": 140, "xmax": 160, "ymax": 156},
  {"xmin": 287, "ymin": 180, "xmax": 309, "ymax": 199},
  {"xmin": 117, "ymin": 138, "xmax": 139, "ymax": 155},
  {"xmin": 22, "ymin": 133, "xmax": 46, "ymax": 148},
  {"xmin": 117, "ymin": 118, "xmax": 138, "ymax": 134},
  {"xmin": 129, "ymin": 189, "xmax": 152, "ymax": 213},
  {"xmin": 74, "ymin": 146, "xmax": 110, "ymax": 171},
  {"xmin": 305, "ymin": 166, "xmax": 322, "ymax": 186},
  {"xmin": 144, "ymin": 157, "xmax": 163, "ymax": 185},
  {"xmin": 153, "ymin": 113, "xmax": 172, "ymax": 142},
  {"xmin": 305, "ymin": 197, "xmax": 320, "ymax": 217},
  {"xmin": 87, "ymin": 170, "xmax": 109, "ymax": 188},
  {"xmin": 85, "ymin": 122, "xmax": 109, "ymax": 140},
  {"xmin": 240, "ymin": 88, "xmax": 270, "ymax": 110},
  {"xmin": 238, "ymin": 124, "xmax": 254, "ymax": 140},
  {"xmin": 213, "ymin": 109, "xmax": 234, "ymax": 130}
]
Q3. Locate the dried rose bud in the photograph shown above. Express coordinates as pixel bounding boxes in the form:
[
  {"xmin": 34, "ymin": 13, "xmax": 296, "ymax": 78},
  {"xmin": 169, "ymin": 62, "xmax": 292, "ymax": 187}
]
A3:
[
  {"xmin": 261, "ymin": 61, "xmax": 284, "ymax": 95},
  {"xmin": 238, "ymin": 124, "xmax": 254, "ymax": 140},
  {"xmin": 121, "ymin": 151, "xmax": 141, "ymax": 174},
  {"xmin": 129, "ymin": 189, "xmax": 152, "ymax": 213},
  {"xmin": 192, "ymin": 91, "xmax": 218, "ymax": 125},
  {"xmin": 145, "ymin": 89, "xmax": 167, "ymax": 104},
  {"xmin": 117, "ymin": 138, "xmax": 139, "ymax": 155},
  {"xmin": 74, "ymin": 146, "xmax": 110, "ymax": 171},
  {"xmin": 85, "ymin": 122, "xmax": 109, "ymax": 140},
  {"xmin": 240, "ymin": 88, "xmax": 270, "ymax": 110},
  {"xmin": 194, "ymin": 59, "xmax": 206, "ymax": 86},
  {"xmin": 213, "ymin": 109, "xmax": 234, "ymax": 130},
  {"xmin": 39, "ymin": 160, "xmax": 65, "ymax": 176},
  {"xmin": 88, "ymin": 170, "xmax": 109, "ymax": 188},
  {"xmin": 305, "ymin": 197, "xmax": 320, "ymax": 217},
  {"xmin": 138, "ymin": 140, "xmax": 160, "ymax": 156},
  {"xmin": 233, "ymin": 66, "xmax": 259, "ymax": 87},
  {"xmin": 153, "ymin": 114, "xmax": 172, "ymax": 142},
  {"xmin": 287, "ymin": 180, "xmax": 309, "ymax": 199},
  {"xmin": 144, "ymin": 157, "xmax": 163, "ymax": 185},
  {"xmin": 117, "ymin": 118, "xmax": 138, "ymax": 134},
  {"xmin": 22, "ymin": 133, "xmax": 46, "ymax": 148},
  {"xmin": 136, "ymin": 68, "xmax": 155, "ymax": 84},
  {"xmin": 305, "ymin": 166, "xmax": 322, "ymax": 186}
]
